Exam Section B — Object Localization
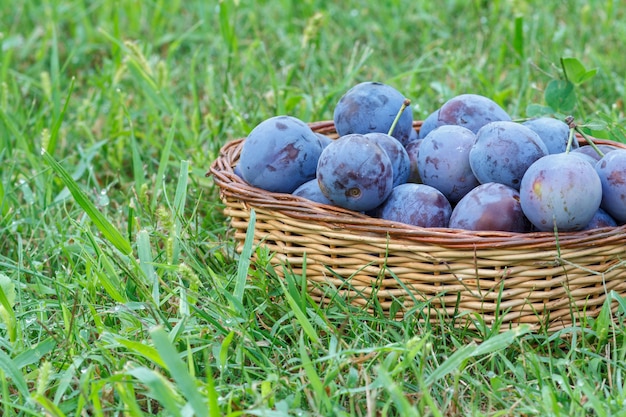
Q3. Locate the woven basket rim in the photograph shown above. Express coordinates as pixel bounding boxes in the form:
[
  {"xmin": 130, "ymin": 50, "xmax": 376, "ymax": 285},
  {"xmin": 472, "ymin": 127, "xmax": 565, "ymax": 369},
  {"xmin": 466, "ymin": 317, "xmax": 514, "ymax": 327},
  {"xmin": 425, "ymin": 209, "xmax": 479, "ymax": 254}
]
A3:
[{"xmin": 208, "ymin": 120, "xmax": 626, "ymax": 250}]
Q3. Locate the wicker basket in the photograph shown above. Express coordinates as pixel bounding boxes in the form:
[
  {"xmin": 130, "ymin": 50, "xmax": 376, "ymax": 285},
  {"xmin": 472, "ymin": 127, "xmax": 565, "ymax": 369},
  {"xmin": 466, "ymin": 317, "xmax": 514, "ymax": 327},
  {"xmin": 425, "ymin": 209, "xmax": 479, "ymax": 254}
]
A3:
[{"xmin": 209, "ymin": 120, "xmax": 626, "ymax": 332}]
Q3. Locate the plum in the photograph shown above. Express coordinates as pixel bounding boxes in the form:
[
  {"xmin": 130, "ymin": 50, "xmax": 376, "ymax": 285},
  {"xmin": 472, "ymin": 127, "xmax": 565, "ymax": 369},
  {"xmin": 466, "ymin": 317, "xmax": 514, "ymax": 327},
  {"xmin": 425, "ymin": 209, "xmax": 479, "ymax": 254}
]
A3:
[
  {"xmin": 520, "ymin": 153, "xmax": 602, "ymax": 231},
  {"xmin": 364, "ymin": 132, "xmax": 411, "ymax": 187},
  {"xmin": 292, "ymin": 178, "xmax": 333, "ymax": 205},
  {"xmin": 315, "ymin": 132, "xmax": 333, "ymax": 149},
  {"xmin": 418, "ymin": 109, "xmax": 440, "ymax": 139},
  {"xmin": 374, "ymin": 183, "xmax": 451, "ymax": 228},
  {"xmin": 572, "ymin": 144, "xmax": 619, "ymax": 162},
  {"xmin": 317, "ymin": 133, "xmax": 394, "ymax": 212},
  {"xmin": 405, "ymin": 139, "xmax": 423, "ymax": 183},
  {"xmin": 448, "ymin": 182, "xmax": 530, "ymax": 232},
  {"xmin": 522, "ymin": 117, "xmax": 577, "ymax": 154},
  {"xmin": 469, "ymin": 121, "xmax": 548, "ymax": 190},
  {"xmin": 436, "ymin": 93, "xmax": 511, "ymax": 133},
  {"xmin": 583, "ymin": 208, "xmax": 618, "ymax": 230},
  {"xmin": 238, "ymin": 115, "xmax": 324, "ymax": 193},
  {"xmin": 417, "ymin": 125, "xmax": 480, "ymax": 203},
  {"xmin": 333, "ymin": 81, "xmax": 414, "ymax": 146},
  {"xmin": 595, "ymin": 149, "xmax": 626, "ymax": 224}
]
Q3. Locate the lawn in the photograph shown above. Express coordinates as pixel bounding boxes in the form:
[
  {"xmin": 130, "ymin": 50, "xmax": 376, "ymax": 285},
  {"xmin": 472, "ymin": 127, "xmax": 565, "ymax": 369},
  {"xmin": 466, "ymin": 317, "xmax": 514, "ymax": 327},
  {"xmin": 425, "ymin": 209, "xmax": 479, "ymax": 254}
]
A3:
[{"xmin": 1, "ymin": 0, "xmax": 626, "ymax": 415}]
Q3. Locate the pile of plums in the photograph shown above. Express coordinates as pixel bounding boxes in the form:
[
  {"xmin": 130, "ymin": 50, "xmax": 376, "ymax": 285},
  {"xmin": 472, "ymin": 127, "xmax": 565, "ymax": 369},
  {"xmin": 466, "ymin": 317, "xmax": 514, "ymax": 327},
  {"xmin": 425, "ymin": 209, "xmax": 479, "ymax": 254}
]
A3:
[{"xmin": 235, "ymin": 81, "xmax": 626, "ymax": 232}]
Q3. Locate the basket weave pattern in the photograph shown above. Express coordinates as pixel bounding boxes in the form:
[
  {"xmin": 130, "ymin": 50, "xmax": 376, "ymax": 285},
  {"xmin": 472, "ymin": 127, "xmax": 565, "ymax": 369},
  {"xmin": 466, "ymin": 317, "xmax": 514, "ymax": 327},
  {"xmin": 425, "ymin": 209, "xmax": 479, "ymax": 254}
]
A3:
[{"xmin": 209, "ymin": 121, "xmax": 626, "ymax": 331}]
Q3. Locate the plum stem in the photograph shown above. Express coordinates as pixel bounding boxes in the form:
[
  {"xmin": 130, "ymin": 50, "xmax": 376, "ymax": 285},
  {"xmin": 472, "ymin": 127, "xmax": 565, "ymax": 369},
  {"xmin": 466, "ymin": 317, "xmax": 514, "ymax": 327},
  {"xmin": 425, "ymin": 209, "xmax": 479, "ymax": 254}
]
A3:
[
  {"xmin": 565, "ymin": 127, "xmax": 576, "ymax": 154},
  {"xmin": 575, "ymin": 126, "xmax": 605, "ymax": 158},
  {"xmin": 387, "ymin": 98, "xmax": 411, "ymax": 136},
  {"xmin": 565, "ymin": 115, "xmax": 605, "ymax": 158}
]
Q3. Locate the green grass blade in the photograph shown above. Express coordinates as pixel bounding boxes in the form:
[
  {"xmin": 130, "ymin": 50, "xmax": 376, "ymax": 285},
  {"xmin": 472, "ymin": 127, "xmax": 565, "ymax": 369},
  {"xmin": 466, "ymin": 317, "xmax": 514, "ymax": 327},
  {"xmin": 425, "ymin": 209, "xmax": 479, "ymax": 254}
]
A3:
[
  {"xmin": 298, "ymin": 334, "xmax": 331, "ymax": 412},
  {"xmin": 0, "ymin": 349, "xmax": 29, "ymax": 400},
  {"xmin": 426, "ymin": 343, "xmax": 476, "ymax": 385},
  {"xmin": 152, "ymin": 114, "xmax": 177, "ymax": 210},
  {"xmin": 32, "ymin": 394, "xmax": 67, "ymax": 417},
  {"xmin": 47, "ymin": 76, "xmax": 75, "ymax": 155},
  {"xmin": 150, "ymin": 326, "xmax": 208, "ymax": 417},
  {"xmin": 137, "ymin": 229, "xmax": 159, "ymax": 304},
  {"xmin": 234, "ymin": 209, "xmax": 256, "ymax": 305},
  {"xmin": 13, "ymin": 337, "xmax": 57, "ymax": 369},
  {"xmin": 171, "ymin": 160, "xmax": 189, "ymax": 265},
  {"xmin": 0, "ymin": 178, "xmax": 8, "ymax": 217},
  {"xmin": 111, "ymin": 334, "xmax": 166, "ymax": 369},
  {"xmin": 42, "ymin": 150, "xmax": 132, "ymax": 255},
  {"xmin": 127, "ymin": 367, "xmax": 184, "ymax": 417},
  {"xmin": 470, "ymin": 324, "xmax": 531, "ymax": 356},
  {"xmin": 279, "ymin": 276, "xmax": 320, "ymax": 346}
]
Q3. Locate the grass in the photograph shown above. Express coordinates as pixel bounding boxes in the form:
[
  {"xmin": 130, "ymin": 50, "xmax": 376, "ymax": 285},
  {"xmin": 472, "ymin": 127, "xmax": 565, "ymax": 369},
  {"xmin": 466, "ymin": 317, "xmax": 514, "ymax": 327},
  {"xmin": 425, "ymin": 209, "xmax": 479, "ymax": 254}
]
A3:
[{"xmin": 1, "ymin": 0, "xmax": 626, "ymax": 415}]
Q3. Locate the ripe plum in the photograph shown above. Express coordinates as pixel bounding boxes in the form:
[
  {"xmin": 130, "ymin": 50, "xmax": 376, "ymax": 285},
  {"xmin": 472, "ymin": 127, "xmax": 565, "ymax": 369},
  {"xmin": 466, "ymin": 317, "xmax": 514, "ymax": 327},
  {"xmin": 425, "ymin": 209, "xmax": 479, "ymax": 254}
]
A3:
[
  {"xmin": 583, "ymin": 208, "xmax": 618, "ymax": 230},
  {"xmin": 364, "ymin": 132, "xmax": 410, "ymax": 187},
  {"xmin": 239, "ymin": 115, "xmax": 323, "ymax": 193},
  {"xmin": 437, "ymin": 93, "xmax": 511, "ymax": 133},
  {"xmin": 405, "ymin": 139, "xmax": 423, "ymax": 183},
  {"xmin": 333, "ymin": 81, "xmax": 413, "ymax": 146},
  {"xmin": 374, "ymin": 183, "xmax": 451, "ymax": 228},
  {"xmin": 595, "ymin": 149, "xmax": 626, "ymax": 224},
  {"xmin": 448, "ymin": 182, "xmax": 530, "ymax": 232},
  {"xmin": 418, "ymin": 109, "xmax": 440, "ymax": 139},
  {"xmin": 417, "ymin": 125, "xmax": 479, "ymax": 203},
  {"xmin": 522, "ymin": 117, "xmax": 577, "ymax": 154},
  {"xmin": 520, "ymin": 153, "xmax": 602, "ymax": 231},
  {"xmin": 469, "ymin": 121, "xmax": 548, "ymax": 190},
  {"xmin": 292, "ymin": 178, "xmax": 333, "ymax": 205},
  {"xmin": 317, "ymin": 134, "xmax": 394, "ymax": 212}
]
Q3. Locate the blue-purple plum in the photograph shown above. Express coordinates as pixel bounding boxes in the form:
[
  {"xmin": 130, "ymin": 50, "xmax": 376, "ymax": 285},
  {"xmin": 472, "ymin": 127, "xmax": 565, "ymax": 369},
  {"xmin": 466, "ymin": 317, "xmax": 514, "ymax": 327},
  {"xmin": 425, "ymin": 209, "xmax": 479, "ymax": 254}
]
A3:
[
  {"xmin": 315, "ymin": 132, "xmax": 333, "ymax": 149},
  {"xmin": 572, "ymin": 144, "xmax": 619, "ymax": 162},
  {"xmin": 522, "ymin": 117, "xmax": 577, "ymax": 154},
  {"xmin": 405, "ymin": 139, "xmax": 423, "ymax": 183},
  {"xmin": 374, "ymin": 183, "xmax": 452, "ymax": 227},
  {"xmin": 317, "ymin": 134, "xmax": 394, "ymax": 212},
  {"xmin": 333, "ymin": 81, "xmax": 413, "ymax": 146},
  {"xmin": 292, "ymin": 178, "xmax": 333, "ymax": 205},
  {"xmin": 364, "ymin": 132, "xmax": 410, "ymax": 187},
  {"xmin": 418, "ymin": 109, "xmax": 440, "ymax": 139},
  {"xmin": 239, "ymin": 115, "xmax": 323, "ymax": 193},
  {"xmin": 436, "ymin": 94, "xmax": 511, "ymax": 134},
  {"xmin": 233, "ymin": 164, "xmax": 245, "ymax": 180},
  {"xmin": 568, "ymin": 151, "xmax": 598, "ymax": 166},
  {"xmin": 595, "ymin": 149, "xmax": 626, "ymax": 224},
  {"xmin": 470, "ymin": 121, "xmax": 548, "ymax": 190},
  {"xmin": 583, "ymin": 208, "xmax": 618, "ymax": 230},
  {"xmin": 448, "ymin": 182, "xmax": 530, "ymax": 232},
  {"xmin": 408, "ymin": 127, "xmax": 419, "ymax": 143},
  {"xmin": 520, "ymin": 153, "xmax": 602, "ymax": 231},
  {"xmin": 417, "ymin": 125, "xmax": 480, "ymax": 203}
]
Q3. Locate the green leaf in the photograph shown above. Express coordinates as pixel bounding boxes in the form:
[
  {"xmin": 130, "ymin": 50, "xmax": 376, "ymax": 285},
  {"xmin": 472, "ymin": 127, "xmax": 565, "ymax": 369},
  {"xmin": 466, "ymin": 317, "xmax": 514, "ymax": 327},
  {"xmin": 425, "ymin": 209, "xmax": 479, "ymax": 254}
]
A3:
[
  {"xmin": 561, "ymin": 57, "xmax": 598, "ymax": 85},
  {"xmin": 544, "ymin": 79, "xmax": 576, "ymax": 113},
  {"xmin": 525, "ymin": 103, "xmax": 555, "ymax": 118},
  {"xmin": 42, "ymin": 150, "xmax": 132, "ymax": 255}
]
